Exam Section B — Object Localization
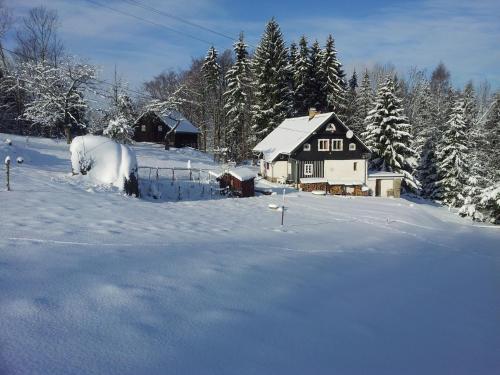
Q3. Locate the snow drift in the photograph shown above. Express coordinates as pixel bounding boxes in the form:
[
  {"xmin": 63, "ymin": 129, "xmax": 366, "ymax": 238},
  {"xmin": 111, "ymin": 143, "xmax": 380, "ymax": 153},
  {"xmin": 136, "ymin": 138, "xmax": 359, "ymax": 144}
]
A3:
[{"xmin": 70, "ymin": 135, "xmax": 139, "ymax": 195}]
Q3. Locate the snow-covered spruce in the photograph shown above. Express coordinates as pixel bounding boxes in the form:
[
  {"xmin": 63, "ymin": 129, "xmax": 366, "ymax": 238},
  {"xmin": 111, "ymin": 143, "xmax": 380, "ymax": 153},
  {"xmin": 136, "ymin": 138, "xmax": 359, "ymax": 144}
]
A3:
[
  {"xmin": 251, "ymin": 18, "xmax": 291, "ymax": 140},
  {"xmin": 223, "ymin": 33, "xmax": 252, "ymax": 162},
  {"xmin": 103, "ymin": 116, "xmax": 135, "ymax": 144},
  {"xmin": 321, "ymin": 34, "xmax": 347, "ymax": 119},
  {"xmin": 433, "ymin": 98, "xmax": 469, "ymax": 207},
  {"xmin": 363, "ymin": 76, "xmax": 418, "ymax": 192},
  {"xmin": 353, "ymin": 70, "xmax": 373, "ymax": 139},
  {"xmin": 70, "ymin": 135, "xmax": 139, "ymax": 196}
]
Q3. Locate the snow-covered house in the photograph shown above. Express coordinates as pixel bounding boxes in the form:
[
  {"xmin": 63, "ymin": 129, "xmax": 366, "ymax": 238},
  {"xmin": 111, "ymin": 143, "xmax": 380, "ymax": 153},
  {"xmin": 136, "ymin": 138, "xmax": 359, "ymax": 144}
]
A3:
[
  {"xmin": 253, "ymin": 110, "xmax": 403, "ymax": 197},
  {"xmin": 134, "ymin": 110, "xmax": 199, "ymax": 148}
]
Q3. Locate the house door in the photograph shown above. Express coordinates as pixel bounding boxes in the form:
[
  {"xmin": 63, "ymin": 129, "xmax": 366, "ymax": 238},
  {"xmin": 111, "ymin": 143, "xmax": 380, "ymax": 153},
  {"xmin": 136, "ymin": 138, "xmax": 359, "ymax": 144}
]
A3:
[{"xmin": 375, "ymin": 179, "xmax": 381, "ymax": 196}]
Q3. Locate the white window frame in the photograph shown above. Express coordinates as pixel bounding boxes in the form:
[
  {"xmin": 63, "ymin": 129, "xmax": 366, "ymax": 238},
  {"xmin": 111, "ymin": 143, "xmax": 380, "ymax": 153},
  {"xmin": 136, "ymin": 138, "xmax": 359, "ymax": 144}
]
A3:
[
  {"xmin": 349, "ymin": 143, "xmax": 356, "ymax": 151},
  {"xmin": 141, "ymin": 125, "xmax": 146, "ymax": 132},
  {"xmin": 304, "ymin": 163, "xmax": 313, "ymax": 176},
  {"xmin": 303, "ymin": 143, "xmax": 311, "ymax": 151},
  {"xmin": 331, "ymin": 139, "xmax": 343, "ymax": 151},
  {"xmin": 318, "ymin": 139, "xmax": 330, "ymax": 151}
]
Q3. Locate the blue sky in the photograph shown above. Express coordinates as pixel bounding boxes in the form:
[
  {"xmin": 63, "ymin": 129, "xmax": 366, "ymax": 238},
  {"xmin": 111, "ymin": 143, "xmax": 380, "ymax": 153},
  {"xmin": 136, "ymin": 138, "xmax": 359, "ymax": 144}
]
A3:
[{"xmin": 5, "ymin": 0, "xmax": 500, "ymax": 91}]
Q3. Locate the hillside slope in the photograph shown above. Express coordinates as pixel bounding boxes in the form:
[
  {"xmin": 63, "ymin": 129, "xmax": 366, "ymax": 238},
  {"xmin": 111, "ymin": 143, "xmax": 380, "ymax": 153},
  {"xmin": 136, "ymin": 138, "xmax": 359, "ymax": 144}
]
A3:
[{"xmin": 1, "ymin": 134, "xmax": 499, "ymax": 375}]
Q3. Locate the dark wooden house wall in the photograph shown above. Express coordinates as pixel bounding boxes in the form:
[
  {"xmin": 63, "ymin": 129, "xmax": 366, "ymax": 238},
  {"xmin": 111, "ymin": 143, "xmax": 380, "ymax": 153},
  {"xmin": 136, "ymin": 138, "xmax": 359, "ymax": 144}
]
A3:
[
  {"xmin": 291, "ymin": 114, "xmax": 370, "ymax": 161},
  {"xmin": 134, "ymin": 112, "xmax": 198, "ymax": 148},
  {"xmin": 219, "ymin": 174, "xmax": 255, "ymax": 197}
]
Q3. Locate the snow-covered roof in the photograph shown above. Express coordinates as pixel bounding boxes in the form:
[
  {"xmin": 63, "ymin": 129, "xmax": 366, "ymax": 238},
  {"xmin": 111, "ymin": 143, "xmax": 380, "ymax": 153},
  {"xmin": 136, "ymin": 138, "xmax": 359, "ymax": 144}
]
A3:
[
  {"xmin": 300, "ymin": 177, "xmax": 327, "ymax": 184},
  {"xmin": 253, "ymin": 112, "xmax": 335, "ymax": 162},
  {"xmin": 327, "ymin": 179, "xmax": 365, "ymax": 186},
  {"xmin": 368, "ymin": 171, "xmax": 404, "ymax": 179},
  {"xmin": 227, "ymin": 167, "xmax": 256, "ymax": 181},
  {"xmin": 299, "ymin": 177, "xmax": 365, "ymax": 185},
  {"xmin": 159, "ymin": 110, "xmax": 199, "ymax": 134}
]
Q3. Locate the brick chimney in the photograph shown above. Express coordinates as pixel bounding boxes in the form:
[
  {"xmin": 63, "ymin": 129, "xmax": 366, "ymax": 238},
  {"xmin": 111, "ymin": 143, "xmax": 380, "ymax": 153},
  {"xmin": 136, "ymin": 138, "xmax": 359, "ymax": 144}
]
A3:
[{"xmin": 308, "ymin": 107, "xmax": 319, "ymax": 120}]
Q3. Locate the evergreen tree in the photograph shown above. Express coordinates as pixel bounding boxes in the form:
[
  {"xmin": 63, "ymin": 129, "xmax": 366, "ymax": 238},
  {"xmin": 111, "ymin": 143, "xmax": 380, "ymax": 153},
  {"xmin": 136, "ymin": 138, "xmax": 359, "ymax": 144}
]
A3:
[
  {"xmin": 251, "ymin": 18, "xmax": 291, "ymax": 140},
  {"xmin": 344, "ymin": 69, "xmax": 358, "ymax": 131},
  {"xmin": 484, "ymin": 93, "xmax": 500, "ymax": 181},
  {"xmin": 201, "ymin": 46, "xmax": 221, "ymax": 151},
  {"xmin": 321, "ymin": 34, "xmax": 347, "ymax": 119},
  {"xmin": 433, "ymin": 98, "xmax": 469, "ymax": 206},
  {"xmin": 355, "ymin": 69, "xmax": 373, "ymax": 138},
  {"xmin": 292, "ymin": 35, "xmax": 310, "ymax": 115},
  {"xmin": 363, "ymin": 76, "xmax": 418, "ymax": 191},
  {"xmin": 103, "ymin": 115, "xmax": 134, "ymax": 144},
  {"xmin": 223, "ymin": 33, "xmax": 252, "ymax": 162},
  {"xmin": 463, "ymin": 81, "xmax": 478, "ymax": 132},
  {"xmin": 307, "ymin": 40, "xmax": 326, "ymax": 111},
  {"xmin": 418, "ymin": 137, "xmax": 438, "ymax": 198},
  {"xmin": 287, "ymin": 41, "xmax": 298, "ymax": 113}
]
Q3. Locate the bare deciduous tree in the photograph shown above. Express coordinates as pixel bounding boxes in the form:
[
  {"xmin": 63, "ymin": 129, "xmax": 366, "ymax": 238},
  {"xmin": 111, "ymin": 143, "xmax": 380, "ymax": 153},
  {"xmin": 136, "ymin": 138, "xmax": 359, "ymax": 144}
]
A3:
[{"xmin": 14, "ymin": 6, "xmax": 64, "ymax": 65}]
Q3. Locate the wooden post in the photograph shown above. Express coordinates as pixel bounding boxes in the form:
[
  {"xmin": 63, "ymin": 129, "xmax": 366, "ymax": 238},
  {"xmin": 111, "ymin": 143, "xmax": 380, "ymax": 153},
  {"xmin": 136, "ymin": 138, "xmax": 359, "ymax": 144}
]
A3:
[
  {"xmin": 5, "ymin": 156, "xmax": 11, "ymax": 191},
  {"xmin": 281, "ymin": 188, "xmax": 285, "ymax": 226}
]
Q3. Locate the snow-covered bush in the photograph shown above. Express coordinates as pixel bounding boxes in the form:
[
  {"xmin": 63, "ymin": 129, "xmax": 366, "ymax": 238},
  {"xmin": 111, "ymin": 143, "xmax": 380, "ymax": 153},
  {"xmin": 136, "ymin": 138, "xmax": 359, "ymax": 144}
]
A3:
[
  {"xmin": 103, "ymin": 116, "xmax": 134, "ymax": 144},
  {"xmin": 70, "ymin": 135, "xmax": 139, "ymax": 196},
  {"xmin": 478, "ymin": 183, "xmax": 500, "ymax": 224}
]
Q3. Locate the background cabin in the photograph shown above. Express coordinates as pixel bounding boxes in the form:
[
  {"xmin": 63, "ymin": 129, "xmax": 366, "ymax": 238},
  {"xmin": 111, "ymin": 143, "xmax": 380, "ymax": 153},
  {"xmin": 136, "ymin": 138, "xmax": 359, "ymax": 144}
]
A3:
[
  {"xmin": 218, "ymin": 167, "xmax": 256, "ymax": 197},
  {"xmin": 134, "ymin": 110, "xmax": 199, "ymax": 148}
]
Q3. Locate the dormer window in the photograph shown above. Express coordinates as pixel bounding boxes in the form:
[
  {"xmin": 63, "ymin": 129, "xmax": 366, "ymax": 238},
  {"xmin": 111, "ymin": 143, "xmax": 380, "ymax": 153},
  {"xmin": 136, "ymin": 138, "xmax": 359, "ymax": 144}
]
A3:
[
  {"xmin": 349, "ymin": 143, "xmax": 356, "ymax": 151},
  {"xmin": 303, "ymin": 143, "xmax": 311, "ymax": 151},
  {"xmin": 141, "ymin": 125, "xmax": 146, "ymax": 132},
  {"xmin": 318, "ymin": 139, "xmax": 329, "ymax": 151}
]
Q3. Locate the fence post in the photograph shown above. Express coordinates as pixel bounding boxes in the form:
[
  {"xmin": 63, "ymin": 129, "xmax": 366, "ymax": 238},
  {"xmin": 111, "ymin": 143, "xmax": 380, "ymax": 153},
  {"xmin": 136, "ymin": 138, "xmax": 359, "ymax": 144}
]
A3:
[
  {"xmin": 171, "ymin": 169, "xmax": 175, "ymax": 185},
  {"xmin": 5, "ymin": 156, "xmax": 11, "ymax": 191}
]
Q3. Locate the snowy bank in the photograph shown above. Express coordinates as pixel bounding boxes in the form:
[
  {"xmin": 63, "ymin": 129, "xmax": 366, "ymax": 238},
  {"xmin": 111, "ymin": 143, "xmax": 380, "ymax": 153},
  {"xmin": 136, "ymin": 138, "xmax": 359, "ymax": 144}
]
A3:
[{"xmin": 70, "ymin": 135, "xmax": 139, "ymax": 195}]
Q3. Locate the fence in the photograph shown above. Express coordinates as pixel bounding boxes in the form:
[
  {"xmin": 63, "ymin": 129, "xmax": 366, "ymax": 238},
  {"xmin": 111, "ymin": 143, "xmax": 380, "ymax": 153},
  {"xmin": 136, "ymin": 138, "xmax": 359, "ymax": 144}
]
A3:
[{"xmin": 137, "ymin": 166, "xmax": 227, "ymax": 201}]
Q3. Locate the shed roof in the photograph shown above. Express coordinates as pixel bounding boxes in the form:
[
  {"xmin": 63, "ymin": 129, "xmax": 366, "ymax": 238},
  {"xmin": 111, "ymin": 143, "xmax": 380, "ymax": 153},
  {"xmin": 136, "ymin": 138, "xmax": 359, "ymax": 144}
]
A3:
[{"xmin": 227, "ymin": 167, "xmax": 256, "ymax": 181}]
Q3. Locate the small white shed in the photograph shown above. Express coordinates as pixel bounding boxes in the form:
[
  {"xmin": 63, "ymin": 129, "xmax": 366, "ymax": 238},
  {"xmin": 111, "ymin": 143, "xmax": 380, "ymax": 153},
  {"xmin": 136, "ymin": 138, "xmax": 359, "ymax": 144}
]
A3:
[{"xmin": 367, "ymin": 171, "xmax": 404, "ymax": 198}]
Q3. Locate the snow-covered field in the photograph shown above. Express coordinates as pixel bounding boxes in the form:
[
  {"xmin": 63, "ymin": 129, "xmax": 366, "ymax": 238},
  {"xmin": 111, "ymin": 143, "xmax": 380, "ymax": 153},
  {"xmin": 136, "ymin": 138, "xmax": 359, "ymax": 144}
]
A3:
[{"xmin": 1, "ymin": 134, "xmax": 499, "ymax": 375}]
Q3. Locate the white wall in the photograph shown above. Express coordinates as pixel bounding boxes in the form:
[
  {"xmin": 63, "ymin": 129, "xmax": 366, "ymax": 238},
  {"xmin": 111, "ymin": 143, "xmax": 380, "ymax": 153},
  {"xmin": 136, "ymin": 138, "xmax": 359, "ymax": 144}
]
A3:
[
  {"xmin": 324, "ymin": 159, "xmax": 366, "ymax": 183},
  {"xmin": 269, "ymin": 161, "xmax": 288, "ymax": 180},
  {"xmin": 367, "ymin": 178, "xmax": 401, "ymax": 197}
]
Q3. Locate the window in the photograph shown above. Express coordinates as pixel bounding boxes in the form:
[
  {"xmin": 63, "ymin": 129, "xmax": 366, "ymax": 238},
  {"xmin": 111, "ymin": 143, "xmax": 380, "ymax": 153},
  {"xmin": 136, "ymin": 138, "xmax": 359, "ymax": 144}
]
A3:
[
  {"xmin": 303, "ymin": 143, "xmax": 311, "ymax": 151},
  {"xmin": 304, "ymin": 163, "xmax": 313, "ymax": 176},
  {"xmin": 318, "ymin": 139, "xmax": 329, "ymax": 151},
  {"xmin": 349, "ymin": 143, "xmax": 356, "ymax": 151},
  {"xmin": 353, "ymin": 162, "xmax": 358, "ymax": 171},
  {"xmin": 331, "ymin": 139, "xmax": 343, "ymax": 151},
  {"xmin": 265, "ymin": 162, "xmax": 270, "ymax": 170},
  {"xmin": 141, "ymin": 125, "xmax": 146, "ymax": 132},
  {"xmin": 158, "ymin": 125, "xmax": 163, "ymax": 132}
]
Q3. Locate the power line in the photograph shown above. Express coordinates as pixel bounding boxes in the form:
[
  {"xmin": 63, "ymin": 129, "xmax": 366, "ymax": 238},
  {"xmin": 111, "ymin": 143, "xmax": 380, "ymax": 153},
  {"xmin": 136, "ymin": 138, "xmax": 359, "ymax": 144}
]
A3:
[
  {"xmin": 84, "ymin": 0, "xmax": 216, "ymax": 47},
  {"xmin": 120, "ymin": 0, "xmax": 253, "ymax": 48}
]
